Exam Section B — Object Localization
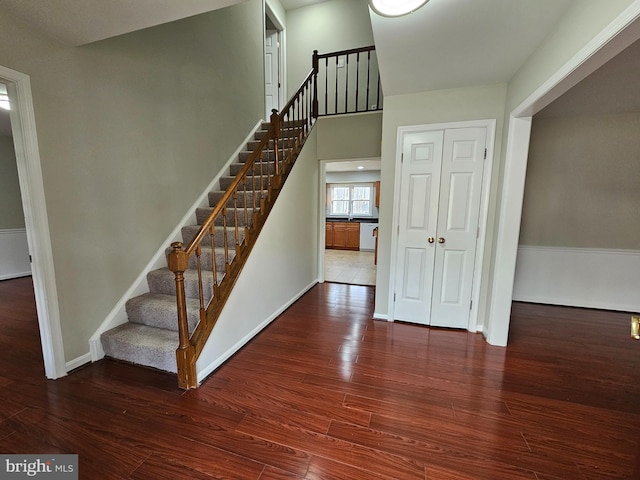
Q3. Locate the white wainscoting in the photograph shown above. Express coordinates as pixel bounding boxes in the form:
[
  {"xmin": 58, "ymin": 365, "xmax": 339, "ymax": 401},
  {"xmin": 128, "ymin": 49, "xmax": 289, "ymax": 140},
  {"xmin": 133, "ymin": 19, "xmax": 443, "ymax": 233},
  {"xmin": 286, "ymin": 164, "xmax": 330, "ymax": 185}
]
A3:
[
  {"xmin": 513, "ymin": 245, "xmax": 640, "ymax": 312},
  {"xmin": 0, "ymin": 229, "xmax": 31, "ymax": 280}
]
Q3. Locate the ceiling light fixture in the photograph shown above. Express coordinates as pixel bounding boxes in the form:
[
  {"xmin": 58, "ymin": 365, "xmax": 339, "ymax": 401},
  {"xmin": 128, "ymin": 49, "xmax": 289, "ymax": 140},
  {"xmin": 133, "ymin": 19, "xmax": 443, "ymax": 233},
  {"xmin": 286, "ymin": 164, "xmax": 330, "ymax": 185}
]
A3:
[{"xmin": 369, "ymin": 0, "xmax": 429, "ymax": 17}]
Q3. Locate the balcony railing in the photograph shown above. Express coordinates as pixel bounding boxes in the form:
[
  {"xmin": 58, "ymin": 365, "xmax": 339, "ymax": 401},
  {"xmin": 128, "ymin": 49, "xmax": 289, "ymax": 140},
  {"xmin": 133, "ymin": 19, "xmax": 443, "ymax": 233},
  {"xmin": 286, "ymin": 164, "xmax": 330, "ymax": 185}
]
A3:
[{"xmin": 313, "ymin": 46, "xmax": 383, "ymax": 117}]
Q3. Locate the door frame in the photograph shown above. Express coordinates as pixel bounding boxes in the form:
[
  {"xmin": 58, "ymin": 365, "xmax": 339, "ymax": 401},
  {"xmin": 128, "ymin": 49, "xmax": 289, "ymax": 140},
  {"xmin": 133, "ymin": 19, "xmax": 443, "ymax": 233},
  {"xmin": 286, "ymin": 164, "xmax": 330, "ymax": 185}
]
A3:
[
  {"xmin": 0, "ymin": 65, "xmax": 66, "ymax": 379},
  {"xmin": 388, "ymin": 119, "xmax": 496, "ymax": 332},
  {"xmin": 318, "ymin": 157, "xmax": 382, "ymax": 285},
  {"xmin": 486, "ymin": 5, "xmax": 640, "ymax": 346}
]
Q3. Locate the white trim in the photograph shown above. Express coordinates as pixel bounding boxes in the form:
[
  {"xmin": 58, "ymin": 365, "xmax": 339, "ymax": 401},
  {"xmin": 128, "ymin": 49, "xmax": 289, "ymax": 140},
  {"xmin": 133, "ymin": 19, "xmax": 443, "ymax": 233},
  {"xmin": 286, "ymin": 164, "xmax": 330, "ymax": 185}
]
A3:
[
  {"xmin": 88, "ymin": 120, "xmax": 264, "ymax": 362},
  {"xmin": 486, "ymin": 116, "xmax": 531, "ymax": 346},
  {"xmin": 0, "ymin": 65, "xmax": 66, "ymax": 379},
  {"xmin": 513, "ymin": 246, "xmax": 640, "ymax": 312},
  {"xmin": 318, "ymin": 156, "xmax": 382, "ymax": 286},
  {"xmin": 388, "ymin": 119, "xmax": 496, "ymax": 332},
  {"xmin": 0, "ymin": 228, "xmax": 31, "ymax": 280},
  {"xmin": 65, "ymin": 352, "xmax": 92, "ymax": 373},
  {"xmin": 318, "ymin": 160, "xmax": 327, "ymax": 283},
  {"xmin": 197, "ymin": 280, "xmax": 316, "ymax": 383},
  {"xmin": 489, "ymin": 3, "xmax": 640, "ymax": 346}
]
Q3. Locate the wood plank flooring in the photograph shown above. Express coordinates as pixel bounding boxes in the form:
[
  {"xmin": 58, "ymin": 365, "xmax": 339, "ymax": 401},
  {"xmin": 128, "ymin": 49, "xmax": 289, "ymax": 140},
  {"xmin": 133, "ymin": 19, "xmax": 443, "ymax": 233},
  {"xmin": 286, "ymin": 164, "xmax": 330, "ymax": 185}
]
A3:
[{"xmin": 1, "ymin": 276, "xmax": 639, "ymax": 479}]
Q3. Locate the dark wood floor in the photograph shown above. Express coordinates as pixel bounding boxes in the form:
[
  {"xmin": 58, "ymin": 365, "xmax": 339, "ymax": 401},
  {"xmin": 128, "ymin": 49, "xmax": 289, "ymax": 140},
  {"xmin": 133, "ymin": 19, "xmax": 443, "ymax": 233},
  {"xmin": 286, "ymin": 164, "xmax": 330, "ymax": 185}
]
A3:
[{"xmin": 1, "ymin": 276, "xmax": 639, "ymax": 479}]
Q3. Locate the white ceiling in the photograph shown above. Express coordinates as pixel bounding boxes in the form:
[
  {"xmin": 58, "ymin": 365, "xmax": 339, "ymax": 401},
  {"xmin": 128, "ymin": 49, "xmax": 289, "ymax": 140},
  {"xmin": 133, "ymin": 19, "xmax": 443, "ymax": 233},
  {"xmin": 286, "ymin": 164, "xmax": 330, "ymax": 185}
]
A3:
[
  {"xmin": 2, "ymin": 0, "xmax": 639, "ymax": 139},
  {"xmin": 279, "ymin": 0, "xmax": 330, "ymax": 11},
  {"xmin": 371, "ymin": 0, "xmax": 575, "ymax": 95},
  {"xmin": 0, "ymin": 0, "xmax": 247, "ymax": 46}
]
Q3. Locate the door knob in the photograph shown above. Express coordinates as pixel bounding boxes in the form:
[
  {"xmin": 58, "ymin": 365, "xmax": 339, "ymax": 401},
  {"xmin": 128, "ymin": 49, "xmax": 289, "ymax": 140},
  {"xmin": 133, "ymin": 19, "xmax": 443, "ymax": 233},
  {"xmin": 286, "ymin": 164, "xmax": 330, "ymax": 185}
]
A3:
[
  {"xmin": 427, "ymin": 237, "xmax": 435, "ymax": 244},
  {"xmin": 438, "ymin": 237, "xmax": 445, "ymax": 244}
]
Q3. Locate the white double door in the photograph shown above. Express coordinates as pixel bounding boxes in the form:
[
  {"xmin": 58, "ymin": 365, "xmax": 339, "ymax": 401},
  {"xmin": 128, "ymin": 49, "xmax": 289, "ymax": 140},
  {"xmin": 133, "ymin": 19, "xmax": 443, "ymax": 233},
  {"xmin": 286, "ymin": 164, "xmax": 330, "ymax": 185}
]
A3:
[{"xmin": 394, "ymin": 126, "xmax": 487, "ymax": 329}]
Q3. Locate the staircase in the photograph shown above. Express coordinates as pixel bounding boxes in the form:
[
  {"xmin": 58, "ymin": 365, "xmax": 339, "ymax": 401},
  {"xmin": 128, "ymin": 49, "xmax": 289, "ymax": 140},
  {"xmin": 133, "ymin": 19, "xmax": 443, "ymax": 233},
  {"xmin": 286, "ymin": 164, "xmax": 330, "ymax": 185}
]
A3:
[
  {"xmin": 99, "ymin": 45, "xmax": 380, "ymax": 389},
  {"xmin": 100, "ymin": 120, "xmax": 298, "ymax": 373}
]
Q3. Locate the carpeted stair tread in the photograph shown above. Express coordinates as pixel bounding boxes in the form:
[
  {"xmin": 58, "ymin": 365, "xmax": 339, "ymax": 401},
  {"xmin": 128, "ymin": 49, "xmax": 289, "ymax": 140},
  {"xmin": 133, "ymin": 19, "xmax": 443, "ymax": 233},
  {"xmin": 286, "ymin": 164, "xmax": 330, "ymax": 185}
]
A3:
[
  {"xmin": 147, "ymin": 267, "xmax": 217, "ymax": 302},
  {"xmin": 125, "ymin": 292, "xmax": 200, "ymax": 332},
  {"xmin": 101, "ymin": 323, "xmax": 179, "ymax": 373},
  {"xmin": 219, "ymin": 175, "xmax": 270, "ymax": 191},
  {"xmin": 196, "ymin": 206, "xmax": 257, "ymax": 226},
  {"xmin": 208, "ymin": 190, "xmax": 268, "ymax": 209},
  {"xmin": 164, "ymin": 244, "xmax": 235, "ymax": 271},
  {"xmin": 239, "ymin": 150, "xmax": 278, "ymax": 163},
  {"xmin": 181, "ymin": 224, "xmax": 246, "ymax": 247},
  {"xmin": 229, "ymin": 161, "xmax": 276, "ymax": 176}
]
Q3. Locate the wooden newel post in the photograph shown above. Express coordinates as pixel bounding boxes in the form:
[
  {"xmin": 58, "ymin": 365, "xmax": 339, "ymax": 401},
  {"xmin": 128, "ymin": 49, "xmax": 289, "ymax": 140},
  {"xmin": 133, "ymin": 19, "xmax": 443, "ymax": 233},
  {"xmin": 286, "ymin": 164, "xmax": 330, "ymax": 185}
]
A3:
[
  {"xmin": 312, "ymin": 50, "xmax": 319, "ymax": 119},
  {"xmin": 168, "ymin": 242, "xmax": 197, "ymax": 389},
  {"xmin": 270, "ymin": 109, "xmax": 281, "ymax": 187}
]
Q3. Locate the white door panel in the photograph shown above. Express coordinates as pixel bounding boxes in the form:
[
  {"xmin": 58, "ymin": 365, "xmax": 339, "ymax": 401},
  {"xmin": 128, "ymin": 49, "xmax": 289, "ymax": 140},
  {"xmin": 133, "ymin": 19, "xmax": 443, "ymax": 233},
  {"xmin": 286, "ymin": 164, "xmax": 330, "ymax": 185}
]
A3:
[
  {"xmin": 394, "ymin": 131, "xmax": 443, "ymax": 324},
  {"xmin": 431, "ymin": 127, "xmax": 486, "ymax": 328}
]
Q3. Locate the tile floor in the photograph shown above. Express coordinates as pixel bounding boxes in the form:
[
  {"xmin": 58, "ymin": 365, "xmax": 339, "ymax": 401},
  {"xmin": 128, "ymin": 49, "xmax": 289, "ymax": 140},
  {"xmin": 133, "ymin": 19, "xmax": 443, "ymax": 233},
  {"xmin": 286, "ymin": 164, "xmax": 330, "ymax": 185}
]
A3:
[{"xmin": 324, "ymin": 249, "xmax": 376, "ymax": 286}]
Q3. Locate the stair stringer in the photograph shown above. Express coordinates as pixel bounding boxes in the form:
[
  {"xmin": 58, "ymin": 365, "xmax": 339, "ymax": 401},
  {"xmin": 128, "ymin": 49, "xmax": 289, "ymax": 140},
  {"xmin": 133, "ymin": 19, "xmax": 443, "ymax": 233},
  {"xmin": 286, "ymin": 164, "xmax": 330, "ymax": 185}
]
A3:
[
  {"xmin": 195, "ymin": 128, "xmax": 320, "ymax": 384},
  {"xmin": 88, "ymin": 120, "xmax": 264, "ymax": 362}
]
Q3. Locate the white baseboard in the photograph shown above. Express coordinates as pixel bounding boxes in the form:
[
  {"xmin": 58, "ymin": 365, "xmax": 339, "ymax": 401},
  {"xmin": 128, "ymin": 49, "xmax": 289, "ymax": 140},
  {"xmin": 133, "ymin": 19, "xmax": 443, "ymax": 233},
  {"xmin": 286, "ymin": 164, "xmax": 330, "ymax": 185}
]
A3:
[
  {"xmin": 0, "ymin": 229, "xmax": 32, "ymax": 280},
  {"xmin": 373, "ymin": 312, "xmax": 389, "ymax": 321},
  {"xmin": 88, "ymin": 120, "xmax": 264, "ymax": 361},
  {"xmin": 66, "ymin": 352, "xmax": 92, "ymax": 373},
  {"xmin": 196, "ymin": 280, "xmax": 317, "ymax": 383},
  {"xmin": 513, "ymin": 245, "xmax": 640, "ymax": 312}
]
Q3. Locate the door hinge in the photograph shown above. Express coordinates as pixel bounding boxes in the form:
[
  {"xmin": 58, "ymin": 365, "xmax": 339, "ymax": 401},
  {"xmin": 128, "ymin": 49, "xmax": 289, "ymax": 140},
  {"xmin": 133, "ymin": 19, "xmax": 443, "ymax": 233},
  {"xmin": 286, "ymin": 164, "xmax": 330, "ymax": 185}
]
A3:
[
  {"xmin": 29, "ymin": 255, "xmax": 32, "ymax": 263},
  {"xmin": 484, "ymin": 148, "xmax": 487, "ymax": 160},
  {"xmin": 394, "ymin": 293, "xmax": 396, "ymax": 302},
  {"xmin": 470, "ymin": 300, "xmax": 473, "ymax": 310},
  {"xmin": 401, "ymin": 153, "xmax": 404, "ymax": 163}
]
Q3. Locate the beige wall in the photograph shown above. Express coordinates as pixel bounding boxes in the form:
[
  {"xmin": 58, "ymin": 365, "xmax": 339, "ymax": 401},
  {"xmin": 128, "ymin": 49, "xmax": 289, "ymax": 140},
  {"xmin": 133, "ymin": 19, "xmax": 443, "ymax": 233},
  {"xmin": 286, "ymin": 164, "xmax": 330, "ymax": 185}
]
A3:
[
  {"xmin": 286, "ymin": 0, "xmax": 374, "ymax": 95},
  {"xmin": 0, "ymin": 135, "xmax": 24, "ymax": 229},
  {"xmin": 375, "ymin": 84, "xmax": 508, "ymax": 320},
  {"xmin": 520, "ymin": 113, "xmax": 640, "ymax": 250},
  {"xmin": 316, "ymin": 112, "xmax": 382, "ymax": 160},
  {"xmin": 0, "ymin": 0, "xmax": 264, "ymax": 362}
]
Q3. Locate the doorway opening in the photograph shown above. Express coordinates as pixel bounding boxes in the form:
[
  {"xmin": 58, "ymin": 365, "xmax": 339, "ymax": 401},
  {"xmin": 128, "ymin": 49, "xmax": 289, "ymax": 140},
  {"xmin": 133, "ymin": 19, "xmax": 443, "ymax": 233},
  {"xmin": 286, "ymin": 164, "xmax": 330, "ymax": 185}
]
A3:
[
  {"xmin": 0, "ymin": 66, "xmax": 65, "ymax": 380},
  {"xmin": 321, "ymin": 158, "xmax": 380, "ymax": 287},
  {"xmin": 264, "ymin": 5, "xmax": 284, "ymax": 119}
]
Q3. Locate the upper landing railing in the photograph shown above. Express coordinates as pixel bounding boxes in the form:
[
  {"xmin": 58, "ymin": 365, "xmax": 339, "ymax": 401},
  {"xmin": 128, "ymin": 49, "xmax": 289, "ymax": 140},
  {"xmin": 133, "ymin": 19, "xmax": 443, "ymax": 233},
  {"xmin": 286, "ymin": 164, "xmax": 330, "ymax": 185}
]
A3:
[{"xmin": 313, "ymin": 45, "xmax": 383, "ymax": 117}]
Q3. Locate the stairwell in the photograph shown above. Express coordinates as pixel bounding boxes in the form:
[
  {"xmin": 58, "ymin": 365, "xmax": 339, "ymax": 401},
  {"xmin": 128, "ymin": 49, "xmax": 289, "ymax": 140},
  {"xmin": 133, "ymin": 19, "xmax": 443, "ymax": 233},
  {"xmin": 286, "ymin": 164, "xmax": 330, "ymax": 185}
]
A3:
[
  {"xmin": 98, "ymin": 45, "xmax": 379, "ymax": 388},
  {"xmin": 100, "ymin": 121, "xmax": 291, "ymax": 373}
]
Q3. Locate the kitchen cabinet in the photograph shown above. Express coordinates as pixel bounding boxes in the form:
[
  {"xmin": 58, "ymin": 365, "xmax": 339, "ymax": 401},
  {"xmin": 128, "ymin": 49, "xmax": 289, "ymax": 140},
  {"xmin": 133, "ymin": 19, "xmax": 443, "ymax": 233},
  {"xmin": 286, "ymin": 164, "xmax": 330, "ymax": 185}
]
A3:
[{"xmin": 326, "ymin": 222, "xmax": 360, "ymax": 250}]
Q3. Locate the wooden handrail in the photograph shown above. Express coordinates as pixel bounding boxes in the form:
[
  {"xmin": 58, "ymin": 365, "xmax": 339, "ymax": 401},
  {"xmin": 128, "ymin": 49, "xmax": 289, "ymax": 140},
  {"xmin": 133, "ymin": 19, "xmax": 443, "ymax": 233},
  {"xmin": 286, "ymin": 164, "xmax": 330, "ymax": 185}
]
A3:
[
  {"xmin": 169, "ymin": 70, "xmax": 316, "ymax": 389},
  {"xmin": 168, "ymin": 45, "xmax": 378, "ymax": 389},
  {"xmin": 315, "ymin": 45, "xmax": 376, "ymax": 59}
]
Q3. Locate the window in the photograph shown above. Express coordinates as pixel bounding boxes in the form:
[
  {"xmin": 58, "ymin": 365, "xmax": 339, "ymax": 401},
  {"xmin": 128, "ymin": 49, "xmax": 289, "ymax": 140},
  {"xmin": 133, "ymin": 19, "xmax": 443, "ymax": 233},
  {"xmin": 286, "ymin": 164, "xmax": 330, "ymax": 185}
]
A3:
[
  {"xmin": 327, "ymin": 183, "xmax": 374, "ymax": 217},
  {"xmin": 0, "ymin": 84, "xmax": 9, "ymax": 111}
]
